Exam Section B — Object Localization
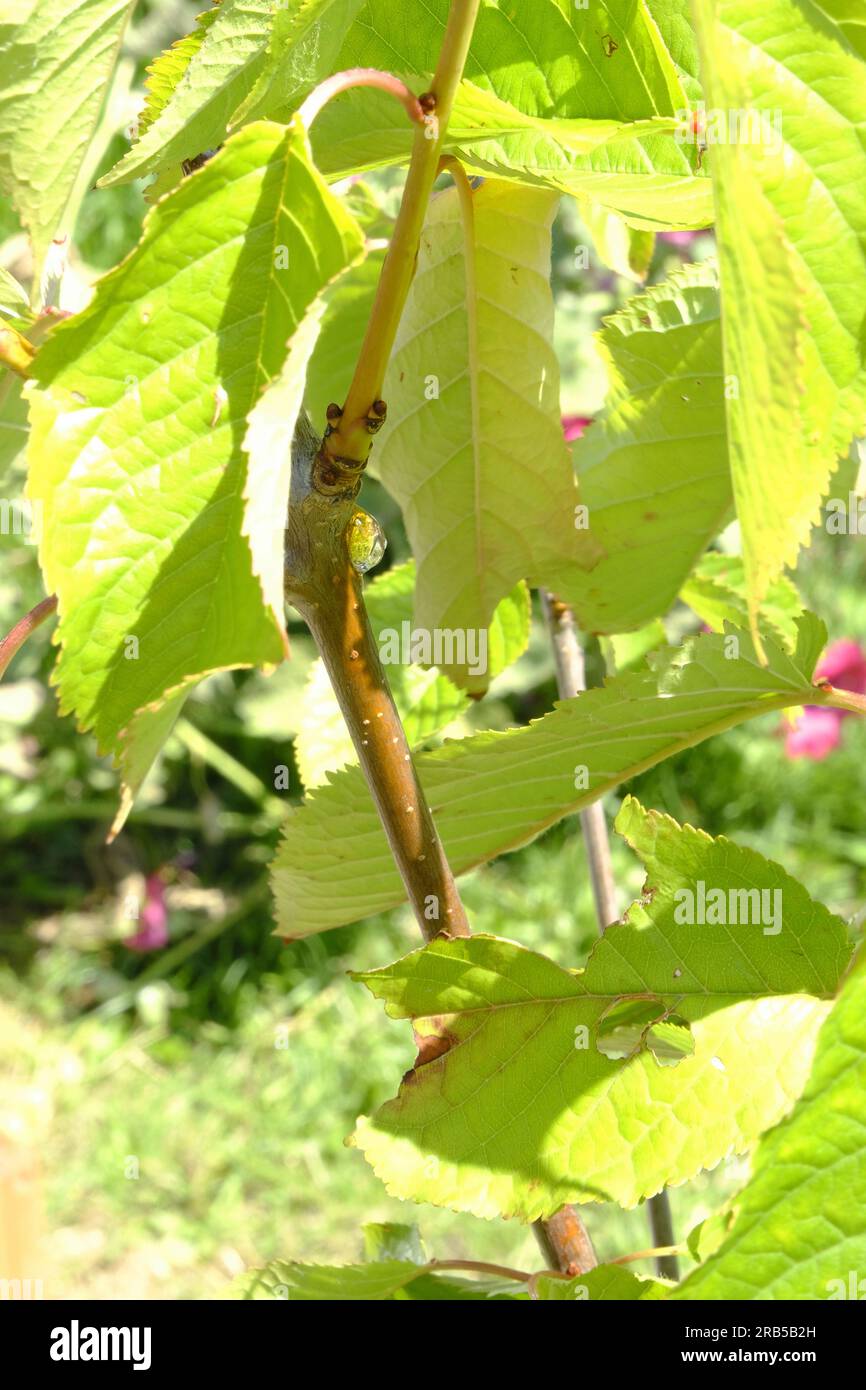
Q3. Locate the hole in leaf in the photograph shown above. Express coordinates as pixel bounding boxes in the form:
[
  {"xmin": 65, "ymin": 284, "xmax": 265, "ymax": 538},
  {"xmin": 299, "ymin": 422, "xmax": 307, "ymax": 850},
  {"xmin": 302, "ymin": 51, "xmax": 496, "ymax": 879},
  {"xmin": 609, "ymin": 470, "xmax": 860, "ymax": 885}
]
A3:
[{"xmin": 596, "ymin": 999, "xmax": 694, "ymax": 1068}]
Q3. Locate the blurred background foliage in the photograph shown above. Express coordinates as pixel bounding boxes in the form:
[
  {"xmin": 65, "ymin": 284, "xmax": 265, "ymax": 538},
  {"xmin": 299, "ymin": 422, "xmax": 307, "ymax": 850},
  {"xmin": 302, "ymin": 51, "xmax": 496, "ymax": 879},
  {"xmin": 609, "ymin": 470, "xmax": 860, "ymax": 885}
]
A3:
[{"xmin": 1, "ymin": 0, "xmax": 864, "ymax": 1299}]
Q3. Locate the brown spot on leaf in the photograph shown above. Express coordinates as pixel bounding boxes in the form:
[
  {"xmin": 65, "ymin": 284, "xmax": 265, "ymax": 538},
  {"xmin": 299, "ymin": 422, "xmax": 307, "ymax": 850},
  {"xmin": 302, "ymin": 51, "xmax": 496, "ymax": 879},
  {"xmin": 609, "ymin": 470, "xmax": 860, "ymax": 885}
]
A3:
[{"xmin": 401, "ymin": 1023, "xmax": 458, "ymax": 1085}]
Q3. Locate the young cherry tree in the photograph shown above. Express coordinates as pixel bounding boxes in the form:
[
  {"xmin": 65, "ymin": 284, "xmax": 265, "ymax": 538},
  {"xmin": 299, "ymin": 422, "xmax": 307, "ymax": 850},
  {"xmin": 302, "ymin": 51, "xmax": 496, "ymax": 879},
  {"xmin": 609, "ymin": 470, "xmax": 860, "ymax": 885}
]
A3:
[{"xmin": 1, "ymin": 0, "xmax": 865, "ymax": 1302}]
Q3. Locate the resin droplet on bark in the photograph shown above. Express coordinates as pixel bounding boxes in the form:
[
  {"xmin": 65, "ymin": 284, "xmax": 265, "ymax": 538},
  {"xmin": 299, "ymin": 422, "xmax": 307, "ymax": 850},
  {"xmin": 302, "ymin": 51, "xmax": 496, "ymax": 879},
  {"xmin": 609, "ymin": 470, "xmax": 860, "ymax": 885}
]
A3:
[{"xmin": 348, "ymin": 509, "xmax": 387, "ymax": 573}]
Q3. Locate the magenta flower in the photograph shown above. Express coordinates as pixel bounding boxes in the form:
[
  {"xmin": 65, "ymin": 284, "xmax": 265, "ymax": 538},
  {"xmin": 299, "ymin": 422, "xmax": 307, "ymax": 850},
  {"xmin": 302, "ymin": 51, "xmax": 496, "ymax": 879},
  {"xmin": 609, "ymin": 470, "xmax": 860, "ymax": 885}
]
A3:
[
  {"xmin": 562, "ymin": 415, "xmax": 593, "ymax": 442},
  {"xmin": 123, "ymin": 873, "xmax": 169, "ymax": 952},
  {"xmin": 784, "ymin": 639, "xmax": 866, "ymax": 760}
]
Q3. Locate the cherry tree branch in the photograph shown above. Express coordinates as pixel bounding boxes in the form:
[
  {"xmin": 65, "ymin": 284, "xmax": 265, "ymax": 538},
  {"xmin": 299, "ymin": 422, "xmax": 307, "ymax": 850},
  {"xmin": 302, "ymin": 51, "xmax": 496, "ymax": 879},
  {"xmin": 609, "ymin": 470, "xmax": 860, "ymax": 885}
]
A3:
[
  {"xmin": 284, "ymin": 417, "xmax": 470, "ymax": 941},
  {"xmin": 533, "ymin": 1204, "xmax": 598, "ymax": 1278}
]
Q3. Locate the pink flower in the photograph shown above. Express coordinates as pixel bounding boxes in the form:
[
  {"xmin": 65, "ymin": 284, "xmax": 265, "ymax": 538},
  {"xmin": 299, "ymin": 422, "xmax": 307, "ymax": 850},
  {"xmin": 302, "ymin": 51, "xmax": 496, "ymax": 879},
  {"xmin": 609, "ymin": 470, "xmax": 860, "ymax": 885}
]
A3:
[
  {"xmin": 784, "ymin": 706, "xmax": 843, "ymax": 760},
  {"xmin": 814, "ymin": 638, "xmax": 866, "ymax": 694},
  {"xmin": 784, "ymin": 639, "xmax": 866, "ymax": 760},
  {"xmin": 659, "ymin": 231, "xmax": 701, "ymax": 247},
  {"xmin": 123, "ymin": 873, "xmax": 169, "ymax": 952},
  {"xmin": 562, "ymin": 415, "xmax": 592, "ymax": 442}
]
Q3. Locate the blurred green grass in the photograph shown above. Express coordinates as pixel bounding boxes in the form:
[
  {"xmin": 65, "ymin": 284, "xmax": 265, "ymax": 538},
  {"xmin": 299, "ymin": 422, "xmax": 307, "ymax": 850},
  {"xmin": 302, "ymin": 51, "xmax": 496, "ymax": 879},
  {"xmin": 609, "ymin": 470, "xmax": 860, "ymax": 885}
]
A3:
[{"xmin": 1, "ymin": 832, "xmax": 751, "ymax": 1298}]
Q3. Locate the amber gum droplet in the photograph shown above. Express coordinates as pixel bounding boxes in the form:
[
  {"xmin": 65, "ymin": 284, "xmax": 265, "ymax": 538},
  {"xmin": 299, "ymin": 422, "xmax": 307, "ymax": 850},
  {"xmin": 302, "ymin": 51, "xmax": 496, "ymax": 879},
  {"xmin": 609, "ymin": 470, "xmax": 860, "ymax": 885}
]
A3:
[{"xmin": 347, "ymin": 508, "xmax": 387, "ymax": 574}]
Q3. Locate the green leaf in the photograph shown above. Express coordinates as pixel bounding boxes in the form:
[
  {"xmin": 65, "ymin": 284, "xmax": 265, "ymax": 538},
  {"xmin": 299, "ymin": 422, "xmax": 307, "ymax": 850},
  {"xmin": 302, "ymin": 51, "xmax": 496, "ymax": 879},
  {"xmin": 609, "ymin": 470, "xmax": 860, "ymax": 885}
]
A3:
[
  {"xmin": 26, "ymin": 119, "xmax": 363, "ymax": 825},
  {"xmin": 294, "ymin": 562, "xmax": 529, "ymax": 788},
  {"xmin": 0, "ymin": 369, "xmax": 29, "ymax": 473},
  {"xmin": 1, "ymin": 312, "xmax": 54, "ymax": 474},
  {"xmin": 645, "ymin": 0, "xmax": 705, "ymax": 105},
  {"xmin": 0, "ymin": 0, "xmax": 134, "ymax": 276},
  {"xmin": 101, "ymin": 0, "xmax": 362, "ymax": 188},
  {"xmin": 240, "ymin": 1258, "xmax": 428, "ymax": 1300},
  {"xmin": 137, "ymin": 2, "xmax": 223, "ymax": 138},
  {"xmin": 351, "ymin": 798, "xmax": 850, "ymax": 1219},
  {"xmin": 449, "ymin": 127, "xmax": 712, "ymax": 230},
  {"xmin": 236, "ymin": 1256, "xmax": 522, "ymax": 1300},
  {"xmin": 681, "ymin": 552, "xmax": 803, "ymax": 649},
  {"xmin": 690, "ymin": 0, "xmax": 866, "ymax": 638},
  {"xmin": 535, "ymin": 1266, "xmax": 668, "ymax": 1300},
  {"xmin": 685, "ymin": 1207, "xmax": 735, "ymax": 1264},
  {"xmin": 601, "ymin": 620, "xmax": 667, "ymax": 675},
  {"xmin": 272, "ymin": 615, "xmax": 838, "ymax": 936},
  {"xmin": 230, "ymin": 0, "xmax": 365, "ymax": 126},
  {"xmin": 394, "ymin": 1273, "xmax": 521, "ymax": 1300},
  {"xmin": 361, "ymin": 1222, "xmax": 425, "ymax": 1264},
  {"xmin": 376, "ymin": 176, "xmax": 590, "ymax": 691},
  {"xmin": 0, "ymin": 266, "xmax": 29, "ymax": 316},
  {"xmin": 551, "ymin": 261, "xmax": 734, "ymax": 634},
  {"xmin": 102, "ymin": 0, "xmax": 272, "ymax": 185},
  {"xmin": 577, "ymin": 199, "xmax": 655, "ymax": 285},
  {"xmin": 674, "ymin": 945, "xmax": 866, "ymax": 1300}
]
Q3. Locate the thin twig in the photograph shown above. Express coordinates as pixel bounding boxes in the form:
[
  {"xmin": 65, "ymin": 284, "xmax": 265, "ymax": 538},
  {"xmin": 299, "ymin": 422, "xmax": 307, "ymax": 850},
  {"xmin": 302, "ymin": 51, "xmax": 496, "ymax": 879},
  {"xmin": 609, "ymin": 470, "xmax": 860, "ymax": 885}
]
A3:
[
  {"xmin": 542, "ymin": 594, "xmax": 619, "ymax": 926},
  {"xmin": 528, "ymin": 593, "xmax": 604, "ymax": 1276},
  {"xmin": 321, "ymin": 0, "xmax": 481, "ymax": 472},
  {"xmin": 298, "ymin": 68, "xmax": 425, "ymax": 129},
  {"xmin": 611, "ymin": 1243, "xmax": 685, "ymax": 1268},
  {"xmin": 0, "ymin": 594, "xmax": 57, "ymax": 680},
  {"xmin": 540, "ymin": 590, "xmax": 680, "ymax": 1283},
  {"xmin": 429, "ymin": 1242, "xmax": 685, "ymax": 1285}
]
